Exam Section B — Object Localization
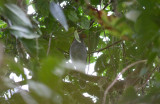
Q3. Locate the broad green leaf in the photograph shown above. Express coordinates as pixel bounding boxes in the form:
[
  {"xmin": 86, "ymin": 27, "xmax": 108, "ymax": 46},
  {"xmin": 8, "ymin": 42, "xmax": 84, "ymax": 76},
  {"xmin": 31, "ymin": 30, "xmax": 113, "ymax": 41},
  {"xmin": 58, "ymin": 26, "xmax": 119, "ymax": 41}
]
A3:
[
  {"xmin": 50, "ymin": 2, "xmax": 68, "ymax": 31},
  {"xmin": 119, "ymin": 87, "xmax": 137, "ymax": 104},
  {"xmin": 6, "ymin": 58, "xmax": 26, "ymax": 79},
  {"xmin": 0, "ymin": 0, "xmax": 4, "ymax": 7},
  {"xmin": 68, "ymin": 11, "xmax": 79, "ymax": 22},
  {"xmin": 155, "ymin": 72, "xmax": 160, "ymax": 82},
  {"xmin": 90, "ymin": 0, "xmax": 99, "ymax": 5},
  {"xmin": 34, "ymin": 0, "xmax": 49, "ymax": 16},
  {"xmin": 125, "ymin": 10, "xmax": 141, "ymax": 22},
  {"xmin": 94, "ymin": 53, "xmax": 108, "ymax": 74},
  {"xmin": 139, "ymin": 67, "xmax": 148, "ymax": 76},
  {"xmin": 0, "ymin": 20, "xmax": 7, "ymax": 28},
  {"xmin": 5, "ymin": 4, "xmax": 32, "ymax": 27},
  {"xmin": 29, "ymin": 80, "xmax": 52, "ymax": 98},
  {"xmin": 38, "ymin": 57, "xmax": 63, "ymax": 91},
  {"xmin": 9, "ymin": 26, "xmax": 39, "ymax": 39},
  {"xmin": 80, "ymin": 17, "xmax": 90, "ymax": 29},
  {"xmin": 86, "ymin": 28, "xmax": 100, "ymax": 52},
  {"xmin": 25, "ymin": 0, "xmax": 30, "ymax": 5}
]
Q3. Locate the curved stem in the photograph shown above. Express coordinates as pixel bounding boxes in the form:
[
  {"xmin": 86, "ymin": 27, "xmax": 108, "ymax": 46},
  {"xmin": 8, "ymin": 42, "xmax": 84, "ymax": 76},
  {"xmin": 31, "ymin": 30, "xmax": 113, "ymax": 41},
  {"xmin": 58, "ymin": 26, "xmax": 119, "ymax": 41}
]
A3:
[{"xmin": 102, "ymin": 60, "xmax": 147, "ymax": 104}]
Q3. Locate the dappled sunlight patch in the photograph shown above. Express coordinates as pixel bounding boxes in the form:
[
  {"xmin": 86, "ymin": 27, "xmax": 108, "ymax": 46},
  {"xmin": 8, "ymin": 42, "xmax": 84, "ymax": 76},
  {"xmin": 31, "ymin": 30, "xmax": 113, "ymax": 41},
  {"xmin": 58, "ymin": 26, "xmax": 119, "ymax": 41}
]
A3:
[
  {"xmin": 27, "ymin": 5, "xmax": 35, "ymax": 14},
  {"xmin": 9, "ymin": 73, "xmax": 23, "ymax": 82},
  {"xmin": 117, "ymin": 73, "xmax": 124, "ymax": 81},
  {"xmin": 83, "ymin": 92, "xmax": 98, "ymax": 103}
]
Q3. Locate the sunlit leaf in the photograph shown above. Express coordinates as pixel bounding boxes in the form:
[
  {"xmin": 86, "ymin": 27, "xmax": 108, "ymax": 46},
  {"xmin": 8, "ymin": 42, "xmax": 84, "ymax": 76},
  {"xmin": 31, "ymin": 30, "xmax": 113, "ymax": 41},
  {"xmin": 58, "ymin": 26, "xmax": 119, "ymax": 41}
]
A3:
[
  {"xmin": 29, "ymin": 80, "xmax": 52, "ymax": 98},
  {"xmin": 74, "ymin": 30, "xmax": 81, "ymax": 43},
  {"xmin": 5, "ymin": 4, "xmax": 32, "ymax": 27},
  {"xmin": 125, "ymin": 10, "xmax": 141, "ymax": 22},
  {"xmin": 80, "ymin": 17, "xmax": 90, "ymax": 29},
  {"xmin": 9, "ymin": 26, "xmax": 39, "ymax": 39},
  {"xmin": 38, "ymin": 57, "xmax": 63, "ymax": 90},
  {"xmin": 0, "ymin": 20, "xmax": 7, "ymax": 28},
  {"xmin": 50, "ymin": 1, "xmax": 68, "ymax": 31}
]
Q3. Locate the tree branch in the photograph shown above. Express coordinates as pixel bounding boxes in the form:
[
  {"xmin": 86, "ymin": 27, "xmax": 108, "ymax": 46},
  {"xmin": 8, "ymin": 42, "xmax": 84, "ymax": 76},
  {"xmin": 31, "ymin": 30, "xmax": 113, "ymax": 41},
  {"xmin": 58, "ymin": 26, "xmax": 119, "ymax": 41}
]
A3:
[
  {"xmin": 102, "ymin": 0, "xmax": 112, "ymax": 10},
  {"xmin": 68, "ymin": 70, "xmax": 107, "ymax": 83},
  {"xmin": 47, "ymin": 34, "xmax": 52, "ymax": 56},
  {"xmin": 138, "ymin": 66, "xmax": 158, "ymax": 91},
  {"xmin": 102, "ymin": 60, "xmax": 147, "ymax": 104},
  {"xmin": 57, "ymin": 48, "xmax": 69, "ymax": 55},
  {"xmin": 90, "ymin": 40, "xmax": 122, "ymax": 54}
]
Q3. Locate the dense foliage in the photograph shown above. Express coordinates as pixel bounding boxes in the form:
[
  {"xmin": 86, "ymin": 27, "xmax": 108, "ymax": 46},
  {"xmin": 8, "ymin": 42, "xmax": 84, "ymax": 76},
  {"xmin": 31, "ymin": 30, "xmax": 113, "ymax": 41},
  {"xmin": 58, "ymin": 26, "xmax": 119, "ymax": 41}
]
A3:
[{"xmin": 0, "ymin": 0, "xmax": 160, "ymax": 104}]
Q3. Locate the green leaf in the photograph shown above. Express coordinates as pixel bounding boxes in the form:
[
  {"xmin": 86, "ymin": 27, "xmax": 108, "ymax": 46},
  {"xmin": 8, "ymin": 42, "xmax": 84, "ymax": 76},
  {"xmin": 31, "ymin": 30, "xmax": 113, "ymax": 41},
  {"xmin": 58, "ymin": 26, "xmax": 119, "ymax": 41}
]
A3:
[
  {"xmin": 38, "ymin": 57, "xmax": 63, "ymax": 91},
  {"xmin": 119, "ymin": 87, "xmax": 137, "ymax": 104},
  {"xmin": 155, "ymin": 72, "xmax": 160, "ymax": 82},
  {"xmin": 29, "ymin": 80, "xmax": 52, "ymax": 98},
  {"xmin": 80, "ymin": 17, "xmax": 90, "ymax": 29},
  {"xmin": 0, "ymin": 20, "xmax": 7, "ymax": 28},
  {"xmin": 139, "ymin": 67, "xmax": 148, "ymax": 76},
  {"xmin": 94, "ymin": 53, "xmax": 108, "ymax": 74},
  {"xmin": 125, "ymin": 10, "xmax": 141, "ymax": 22},
  {"xmin": 25, "ymin": 0, "xmax": 30, "ymax": 5},
  {"xmin": 87, "ymin": 28, "xmax": 100, "ymax": 52},
  {"xmin": 0, "ymin": 0, "xmax": 5, "ymax": 7},
  {"xmin": 50, "ymin": 2, "xmax": 68, "ymax": 31},
  {"xmin": 68, "ymin": 11, "xmax": 79, "ymax": 22},
  {"xmin": 34, "ymin": 0, "xmax": 49, "ymax": 16},
  {"xmin": 6, "ymin": 58, "xmax": 26, "ymax": 79},
  {"xmin": 9, "ymin": 26, "xmax": 39, "ymax": 39},
  {"xmin": 74, "ymin": 30, "xmax": 81, "ymax": 43},
  {"xmin": 90, "ymin": 0, "xmax": 99, "ymax": 5},
  {"xmin": 5, "ymin": 4, "xmax": 32, "ymax": 27}
]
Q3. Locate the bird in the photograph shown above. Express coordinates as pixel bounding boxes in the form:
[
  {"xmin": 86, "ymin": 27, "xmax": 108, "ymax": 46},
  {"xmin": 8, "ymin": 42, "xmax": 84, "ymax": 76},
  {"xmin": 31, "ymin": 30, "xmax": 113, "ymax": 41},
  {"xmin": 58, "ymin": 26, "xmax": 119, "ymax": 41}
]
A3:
[
  {"xmin": 70, "ymin": 34, "xmax": 87, "ymax": 88},
  {"xmin": 70, "ymin": 34, "xmax": 87, "ymax": 72}
]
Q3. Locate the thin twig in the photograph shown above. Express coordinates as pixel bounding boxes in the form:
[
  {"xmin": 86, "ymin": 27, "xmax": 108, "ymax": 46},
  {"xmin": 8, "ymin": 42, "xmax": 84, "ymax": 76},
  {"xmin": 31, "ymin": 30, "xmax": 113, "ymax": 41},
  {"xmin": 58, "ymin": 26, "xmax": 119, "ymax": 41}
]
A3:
[
  {"xmin": 102, "ymin": 60, "xmax": 147, "ymax": 104},
  {"xmin": 47, "ymin": 34, "xmax": 52, "ymax": 56},
  {"xmin": 102, "ymin": 0, "xmax": 112, "ymax": 10},
  {"xmin": 89, "ymin": 20, "xmax": 95, "ymax": 28},
  {"xmin": 57, "ymin": 48, "xmax": 69, "ymax": 55},
  {"xmin": 122, "ymin": 41, "xmax": 126, "ymax": 67},
  {"xmin": 90, "ymin": 40, "xmax": 122, "ymax": 54},
  {"xmin": 139, "ymin": 66, "xmax": 158, "ymax": 90}
]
